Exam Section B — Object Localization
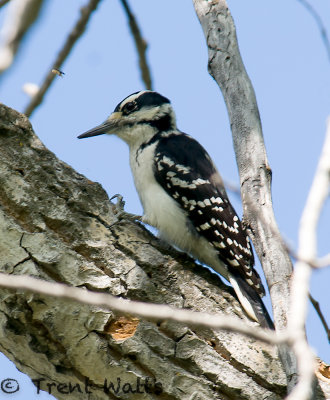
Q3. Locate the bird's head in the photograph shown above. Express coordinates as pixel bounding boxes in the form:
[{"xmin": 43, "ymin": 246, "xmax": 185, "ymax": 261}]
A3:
[{"xmin": 78, "ymin": 90, "xmax": 177, "ymax": 147}]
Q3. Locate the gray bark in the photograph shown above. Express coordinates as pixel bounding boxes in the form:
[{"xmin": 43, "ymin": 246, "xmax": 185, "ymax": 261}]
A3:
[
  {"xmin": 193, "ymin": 0, "xmax": 297, "ymax": 393},
  {"xmin": 0, "ymin": 104, "xmax": 289, "ymax": 399}
]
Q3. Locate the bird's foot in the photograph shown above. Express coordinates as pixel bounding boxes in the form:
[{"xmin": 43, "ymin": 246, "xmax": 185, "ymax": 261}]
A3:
[{"xmin": 110, "ymin": 194, "xmax": 142, "ymax": 227}]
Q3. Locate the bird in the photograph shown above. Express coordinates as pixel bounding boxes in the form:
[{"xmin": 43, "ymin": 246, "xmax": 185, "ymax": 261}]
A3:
[
  {"xmin": 51, "ymin": 68, "xmax": 65, "ymax": 77},
  {"xmin": 78, "ymin": 90, "xmax": 274, "ymax": 329}
]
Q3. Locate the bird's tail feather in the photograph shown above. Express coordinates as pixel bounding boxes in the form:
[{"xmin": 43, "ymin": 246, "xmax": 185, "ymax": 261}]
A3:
[{"xmin": 229, "ymin": 271, "xmax": 274, "ymax": 330}]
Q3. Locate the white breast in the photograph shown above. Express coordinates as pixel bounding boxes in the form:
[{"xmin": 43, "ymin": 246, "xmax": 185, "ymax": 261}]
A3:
[
  {"xmin": 130, "ymin": 142, "xmax": 186, "ymax": 236},
  {"xmin": 129, "ymin": 142, "xmax": 229, "ymax": 280}
]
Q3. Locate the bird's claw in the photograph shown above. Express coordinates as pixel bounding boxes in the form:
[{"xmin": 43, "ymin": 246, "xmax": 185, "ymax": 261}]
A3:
[{"xmin": 110, "ymin": 194, "xmax": 141, "ymax": 227}]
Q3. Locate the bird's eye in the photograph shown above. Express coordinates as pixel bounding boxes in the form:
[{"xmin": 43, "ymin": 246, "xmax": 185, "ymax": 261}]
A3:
[{"xmin": 122, "ymin": 102, "xmax": 136, "ymax": 114}]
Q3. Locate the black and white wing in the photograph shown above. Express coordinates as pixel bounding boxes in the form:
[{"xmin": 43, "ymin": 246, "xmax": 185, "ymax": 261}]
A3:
[{"xmin": 153, "ymin": 132, "xmax": 265, "ymax": 297}]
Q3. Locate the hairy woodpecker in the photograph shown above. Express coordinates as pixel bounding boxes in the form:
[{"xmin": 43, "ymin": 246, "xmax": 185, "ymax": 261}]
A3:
[{"xmin": 78, "ymin": 90, "xmax": 273, "ymax": 329}]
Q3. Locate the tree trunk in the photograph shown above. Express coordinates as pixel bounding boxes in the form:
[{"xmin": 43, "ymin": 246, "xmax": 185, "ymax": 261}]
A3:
[
  {"xmin": 0, "ymin": 104, "xmax": 289, "ymax": 399},
  {"xmin": 193, "ymin": 0, "xmax": 298, "ymax": 393}
]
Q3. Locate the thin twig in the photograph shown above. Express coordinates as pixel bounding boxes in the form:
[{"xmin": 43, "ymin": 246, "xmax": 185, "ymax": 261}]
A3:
[
  {"xmin": 0, "ymin": 0, "xmax": 44, "ymax": 74},
  {"xmin": 286, "ymin": 119, "xmax": 330, "ymax": 400},
  {"xmin": 0, "ymin": 0, "xmax": 11, "ymax": 8},
  {"xmin": 316, "ymin": 253, "xmax": 330, "ymax": 269},
  {"xmin": 120, "ymin": 0, "xmax": 153, "ymax": 90},
  {"xmin": 288, "ymin": 248, "xmax": 330, "ymax": 269},
  {"xmin": 23, "ymin": 0, "xmax": 102, "ymax": 117},
  {"xmin": 309, "ymin": 293, "xmax": 330, "ymax": 343},
  {"xmin": 244, "ymin": 187, "xmax": 330, "ymax": 343},
  {"xmin": 296, "ymin": 117, "xmax": 330, "ymax": 256},
  {"xmin": 224, "ymin": 179, "xmax": 240, "ymax": 197},
  {"xmin": 297, "ymin": 0, "xmax": 330, "ymax": 64},
  {"xmin": 0, "ymin": 272, "xmax": 284, "ymax": 345},
  {"xmin": 223, "ymin": 179, "xmax": 329, "ymax": 345}
]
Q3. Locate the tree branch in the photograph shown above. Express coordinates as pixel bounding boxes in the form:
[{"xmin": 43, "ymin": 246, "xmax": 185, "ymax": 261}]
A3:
[
  {"xmin": 0, "ymin": 272, "xmax": 284, "ymax": 345},
  {"xmin": 297, "ymin": 0, "xmax": 330, "ymax": 64},
  {"xmin": 23, "ymin": 0, "xmax": 102, "ymax": 117},
  {"xmin": 0, "ymin": 0, "xmax": 44, "ymax": 74},
  {"xmin": 309, "ymin": 294, "xmax": 330, "ymax": 344},
  {"xmin": 120, "ymin": 0, "xmax": 153, "ymax": 90},
  {"xmin": 0, "ymin": 0, "xmax": 11, "ymax": 9},
  {"xmin": 315, "ymin": 253, "xmax": 330, "ymax": 269},
  {"xmin": 286, "ymin": 118, "xmax": 330, "ymax": 400},
  {"xmin": 193, "ymin": 0, "xmax": 293, "ymax": 331},
  {"xmin": 193, "ymin": 0, "xmax": 297, "ymax": 392},
  {"xmin": 0, "ymin": 103, "xmax": 289, "ymax": 400}
]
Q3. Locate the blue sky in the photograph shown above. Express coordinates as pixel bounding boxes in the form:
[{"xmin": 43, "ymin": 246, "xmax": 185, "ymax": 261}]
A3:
[{"xmin": 0, "ymin": 0, "xmax": 329, "ymax": 397}]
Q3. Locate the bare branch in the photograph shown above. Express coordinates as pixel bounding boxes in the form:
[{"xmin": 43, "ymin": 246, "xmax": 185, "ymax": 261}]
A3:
[
  {"xmin": 120, "ymin": 0, "xmax": 153, "ymax": 90},
  {"xmin": 288, "ymin": 248, "xmax": 330, "ymax": 269},
  {"xmin": 243, "ymin": 199, "xmax": 329, "ymax": 342},
  {"xmin": 192, "ymin": 0, "xmax": 297, "ymax": 391},
  {"xmin": 316, "ymin": 253, "xmax": 330, "ymax": 269},
  {"xmin": 297, "ymin": 118, "xmax": 330, "ymax": 261},
  {"xmin": 193, "ymin": 2, "xmax": 330, "ymax": 398},
  {"xmin": 286, "ymin": 260, "xmax": 316, "ymax": 400},
  {"xmin": 297, "ymin": 0, "xmax": 330, "ymax": 64},
  {"xmin": 286, "ymin": 119, "xmax": 330, "ymax": 400},
  {"xmin": 309, "ymin": 294, "xmax": 330, "ymax": 344},
  {"xmin": 0, "ymin": 0, "xmax": 11, "ymax": 9},
  {"xmin": 193, "ymin": 0, "xmax": 293, "ymax": 330},
  {"xmin": 0, "ymin": 0, "xmax": 44, "ymax": 74},
  {"xmin": 0, "ymin": 272, "xmax": 283, "ymax": 345},
  {"xmin": 223, "ymin": 179, "xmax": 241, "ymax": 197},
  {"xmin": 23, "ymin": 0, "xmax": 102, "ymax": 117},
  {"xmin": 243, "ymin": 198, "xmax": 329, "ymax": 342}
]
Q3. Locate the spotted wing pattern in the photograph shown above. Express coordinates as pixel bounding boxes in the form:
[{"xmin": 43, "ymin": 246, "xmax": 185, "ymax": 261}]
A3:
[{"xmin": 153, "ymin": 132, "xmax": 265, "ymax": 297}]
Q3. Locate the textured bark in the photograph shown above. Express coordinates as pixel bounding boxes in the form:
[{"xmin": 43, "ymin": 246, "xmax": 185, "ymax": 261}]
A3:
[
  {"xmin": 193, "ymin": 0, "xmax": 292, "ymax": 337},
  {"xmin": 193, "ymin": 0, "xmax": 298, "ymax": 393},
  {"xmin": 193, "ymin": 2, "xmax": 330, "ymax": 398},
  {"xmin": 0, "ymin": 104, "xmax": 288, "ymax": 399}
]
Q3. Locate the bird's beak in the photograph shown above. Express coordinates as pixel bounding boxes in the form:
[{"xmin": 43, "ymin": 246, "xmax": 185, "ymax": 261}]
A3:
[{"xmin": 77, "ymin": 112, "xmax": 122, "ymax": 139}]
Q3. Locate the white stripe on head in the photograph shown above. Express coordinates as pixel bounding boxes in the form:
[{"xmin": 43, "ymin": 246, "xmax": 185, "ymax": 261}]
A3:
[{"xmin": 119, "ymin": 90, "xmax": 151, "ymax": 110}]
